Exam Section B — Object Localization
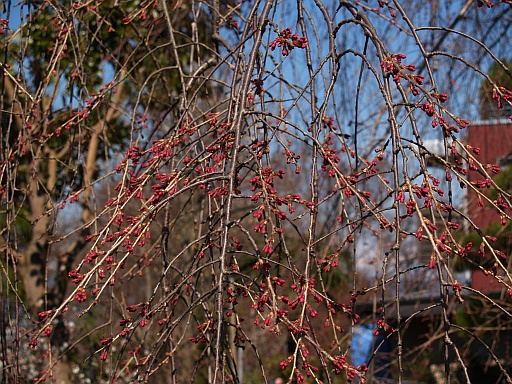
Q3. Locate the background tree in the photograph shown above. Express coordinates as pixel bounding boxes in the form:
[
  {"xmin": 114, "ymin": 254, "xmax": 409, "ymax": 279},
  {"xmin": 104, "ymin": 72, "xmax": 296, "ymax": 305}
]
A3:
[
  {"xmin": 479, "ymin": 60, "xmax": 512, "ymax": 119},
  {"xmin": 1, "ymin": 1, "xmax": 512, "ymax": 383}
]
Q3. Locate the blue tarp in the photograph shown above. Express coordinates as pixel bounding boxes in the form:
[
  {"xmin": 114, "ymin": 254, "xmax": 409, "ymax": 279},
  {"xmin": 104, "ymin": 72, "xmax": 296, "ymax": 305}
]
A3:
[{"xmin": 352, "ymin": 324, "xmax": 374, "ymax": 367}]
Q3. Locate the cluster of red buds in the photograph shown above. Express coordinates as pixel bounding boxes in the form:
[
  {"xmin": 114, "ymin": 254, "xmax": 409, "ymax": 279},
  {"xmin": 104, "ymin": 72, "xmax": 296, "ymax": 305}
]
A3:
[
  {"xmin": 0, "ymin": 18, "xmax": 9, "ymax": 34},
  {"xmin": 269, "ymin": 28, "xmax": 308, "ymax": 56},
  {"xmin": 381, "ymin": 54, "xmax": 424, "ymax": 90},
  {"xmin": 492, "ymin": 86, "xmax": 512, "ymax": 110}
]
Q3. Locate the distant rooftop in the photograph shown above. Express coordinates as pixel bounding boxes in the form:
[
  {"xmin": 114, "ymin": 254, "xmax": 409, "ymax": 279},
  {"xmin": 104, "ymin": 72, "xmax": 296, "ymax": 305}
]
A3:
[{"xmin": 470, "ymin": 117, "xmax": 512, "ymax": 126}]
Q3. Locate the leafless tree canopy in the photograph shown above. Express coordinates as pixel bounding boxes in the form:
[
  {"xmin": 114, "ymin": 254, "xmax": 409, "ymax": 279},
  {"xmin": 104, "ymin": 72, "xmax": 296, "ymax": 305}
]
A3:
[{"xmin": 2, "ymin": 0, "xmax": 512, "ymax": 383}]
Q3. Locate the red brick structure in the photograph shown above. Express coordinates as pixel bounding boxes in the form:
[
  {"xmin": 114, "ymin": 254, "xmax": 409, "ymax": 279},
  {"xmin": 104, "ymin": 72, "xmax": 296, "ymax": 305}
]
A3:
[
  {"xmin": 466, "ymin": 119, "xmax": 512, "ymax": 229},
  {"xmin": 471, "ymin": 270, "xmax": 506, "ymax": 293},
  {"xmin": 466, "ymin": 119, "xmax": 512, "ymax": 294}
]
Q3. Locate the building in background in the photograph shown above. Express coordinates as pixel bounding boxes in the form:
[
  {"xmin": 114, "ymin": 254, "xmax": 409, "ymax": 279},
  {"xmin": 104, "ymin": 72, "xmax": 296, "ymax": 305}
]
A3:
[
  {"xmin": 465, "ymin": 118, "xmax": 512, "ymax": 294},
  {"xmin": 354, "ymin": 116, "xmax": 512, "ymax": 383}
]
